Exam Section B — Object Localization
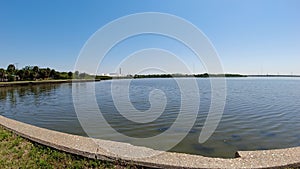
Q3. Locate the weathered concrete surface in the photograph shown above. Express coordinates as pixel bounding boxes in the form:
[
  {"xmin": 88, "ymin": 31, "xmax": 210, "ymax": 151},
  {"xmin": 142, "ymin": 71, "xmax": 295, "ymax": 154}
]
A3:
[{"xmin": 0, "ymin": 115, "xmax": 299, "ymax": 169}]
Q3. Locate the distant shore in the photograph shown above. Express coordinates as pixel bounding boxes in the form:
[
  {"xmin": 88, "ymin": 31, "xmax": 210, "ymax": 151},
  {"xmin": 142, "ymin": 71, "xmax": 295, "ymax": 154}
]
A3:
[
  {"xmin": 248, "ymin": 75, "xmax": 300, "ymax": 78},
  {"xmin": 0, "ymin": 79, "xmax": 101, "ymax": 87},
  {"xmin": 2, "ymin": 74, "xmax": 300, "ymax": 87}
]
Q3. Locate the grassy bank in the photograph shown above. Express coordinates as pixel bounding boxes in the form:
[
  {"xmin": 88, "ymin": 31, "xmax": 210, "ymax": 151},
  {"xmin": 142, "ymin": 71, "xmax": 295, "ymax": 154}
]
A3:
[{"xmin": 0, "ymin": 126, "xmax": 137, "ymax": 169}]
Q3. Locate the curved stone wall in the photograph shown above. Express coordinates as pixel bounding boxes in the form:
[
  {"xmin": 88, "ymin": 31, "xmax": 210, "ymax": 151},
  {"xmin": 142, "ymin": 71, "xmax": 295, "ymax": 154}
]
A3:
[{"xmin": 0, "ymin": 115, "xmax": 299, "ymax": 168}]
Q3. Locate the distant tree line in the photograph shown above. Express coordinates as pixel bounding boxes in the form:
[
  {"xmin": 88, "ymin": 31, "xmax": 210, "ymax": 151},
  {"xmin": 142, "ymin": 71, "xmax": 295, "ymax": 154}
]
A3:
[
  {"xmin": 133, "ymin": 73, "xmax": 247, "ymax": 79},
  {"xmin": 0, "ymin": 64, "xmax": 76, "ymax": 82},
  {"xmin": 0, "ymin": 64, "xmax": 115, "ymax": 82},
  {"xmin": 0, "ymin": 64, "xmax": 246, "ymax": 82}
]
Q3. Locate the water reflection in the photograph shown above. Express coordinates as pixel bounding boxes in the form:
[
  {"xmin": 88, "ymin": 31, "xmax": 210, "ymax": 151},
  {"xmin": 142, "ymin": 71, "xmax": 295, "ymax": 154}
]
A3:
[
  {"xmin": 0, "ymin": 78, "xmax": 300, "ymax": 158},
  {"xmin": 0, "ymin": 83, "xmax": 86, "ymax": 137}
]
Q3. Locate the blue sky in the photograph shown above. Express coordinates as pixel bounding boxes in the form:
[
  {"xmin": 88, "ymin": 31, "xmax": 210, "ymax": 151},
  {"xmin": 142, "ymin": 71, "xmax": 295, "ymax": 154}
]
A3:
[{"xmin": 0, "ymin": 0, "xmax": 299, "ymax": 75}]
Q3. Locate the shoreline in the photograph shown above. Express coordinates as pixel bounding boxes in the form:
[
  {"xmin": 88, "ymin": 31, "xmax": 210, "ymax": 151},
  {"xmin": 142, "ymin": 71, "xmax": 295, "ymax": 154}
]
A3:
[
  {"xmin": 0, "ymin": 79, "xmax": 101, "ymax": 87},
  {"xmin": 1, "ymin": 76, "xmax": 300, "ymax": 87},
  {"xmin": 0, "ymin": 115, "xmax": 299, "ymax": 169},
  {"xmin": 0, "ymin": 126, "xmax": 126, "ymax": 168}
]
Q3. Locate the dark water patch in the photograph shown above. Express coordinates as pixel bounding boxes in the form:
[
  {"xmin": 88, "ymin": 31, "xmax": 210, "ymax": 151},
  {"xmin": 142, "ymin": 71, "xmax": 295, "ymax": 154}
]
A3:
[
  {"xmin": 189, "ymin": 129, "xmax": 197, "ymax": 134},
  {"xmin": 157, "ymin": 127, "xmax": 169, "ymax": 132},
  {"xmin": 231, "ymin": 134, "xmax": 242, "ymax": 141},
  {"xmin": 257, "ymin": 147, "xmax": 268, "ymax": 150},
  {"xmin": 260, "ymin": 131, "xmax": 277, "ymax": 137},
  {"xmin": 192, "ymin": 144, "xmax": 215, "ymax": 154}
]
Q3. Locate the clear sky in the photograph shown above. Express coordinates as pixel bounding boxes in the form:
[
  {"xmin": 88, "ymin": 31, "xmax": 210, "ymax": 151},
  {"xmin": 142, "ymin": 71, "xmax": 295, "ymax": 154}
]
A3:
[{"xmin": 1, "ymin": 0, "xmax": 299, "ymax": 75}]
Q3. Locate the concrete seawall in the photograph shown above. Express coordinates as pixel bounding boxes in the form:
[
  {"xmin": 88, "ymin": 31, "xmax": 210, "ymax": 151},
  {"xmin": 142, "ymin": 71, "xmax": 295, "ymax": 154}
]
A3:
[{"xmin": 0, "ymin": 115, "xmax": 299, "ymax": 168}]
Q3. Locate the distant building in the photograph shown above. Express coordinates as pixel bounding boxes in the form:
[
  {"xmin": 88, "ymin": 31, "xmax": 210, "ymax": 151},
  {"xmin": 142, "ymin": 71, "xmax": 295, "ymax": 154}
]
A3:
[{"xmin": 108, "ymin": 73, "xmax": 118, "ymax": 77}]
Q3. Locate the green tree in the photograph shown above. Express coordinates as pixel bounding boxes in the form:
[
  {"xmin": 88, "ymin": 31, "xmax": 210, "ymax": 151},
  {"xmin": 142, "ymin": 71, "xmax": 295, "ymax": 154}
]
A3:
[
  {"xmin": 68, "ymin": 71, "xmax": 73, "ymax": 79},
  {"xmin": 23, "ymin": 66, "xmax": 32, "ymax": 80},
  {"xmin": 45, "ymin": 68, "xmax": 51, "ymax": 79},
  {"xmin": 7, "ymin": 64, "xmax": 16, "ymax": 74},
  {"xmin": 16, "ymin": 69, "xmax": 24, "ymax": 81},
  {"xmin": 32, "ymin": 66, "xmax": 39, "ymax": 80},
  {"xmin": 79, "ymin": 73, "xmax": 87, "ymax": 79},
  {"xmin": 39, "ymin": 69, "xmax": 46, "ymax": 79},
  {"xmin": 0, "ymin": 68, "xmax": 6, "ymax": 81},
  {"xmin": 74, "ymin": 71, "xmax": 79, "ymax": 79},
  {"xmin": 50, "ymin": 69, "xmax": 56, "ymax": 79}
]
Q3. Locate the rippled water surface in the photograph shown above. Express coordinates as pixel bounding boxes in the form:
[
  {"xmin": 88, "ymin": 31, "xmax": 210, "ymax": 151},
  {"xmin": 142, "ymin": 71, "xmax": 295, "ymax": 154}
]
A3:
[{"xmin": 1, "ymin": 78, "xmax": 300, "ymax": 158}]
